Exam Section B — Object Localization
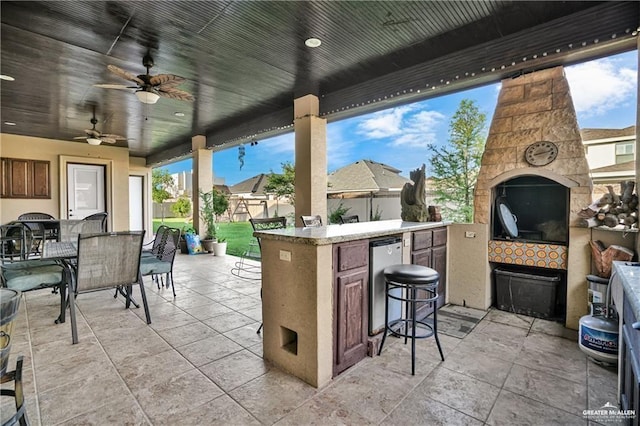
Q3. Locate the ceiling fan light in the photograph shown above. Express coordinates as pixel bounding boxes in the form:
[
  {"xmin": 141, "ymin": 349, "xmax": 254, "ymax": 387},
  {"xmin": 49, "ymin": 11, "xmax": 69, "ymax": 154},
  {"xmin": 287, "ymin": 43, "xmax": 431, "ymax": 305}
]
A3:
[
  {"xmin": 86, "ymin": 137, "xmax": 102, "ymax": 145},
  {"xmin": 135, "ymin": 91, "xmax": 160, "ymax": 104}
]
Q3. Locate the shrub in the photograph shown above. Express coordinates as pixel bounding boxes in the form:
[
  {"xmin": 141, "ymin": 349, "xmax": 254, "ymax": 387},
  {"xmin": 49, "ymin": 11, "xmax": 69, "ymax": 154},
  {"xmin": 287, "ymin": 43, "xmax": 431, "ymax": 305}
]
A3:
[
  {"xmin": 329, "ymin": 202, "xmax": 351, "ymax": 224},
  {"xmin": 172, "ymin": 197, "xmax": 191, "ymax": 217}
]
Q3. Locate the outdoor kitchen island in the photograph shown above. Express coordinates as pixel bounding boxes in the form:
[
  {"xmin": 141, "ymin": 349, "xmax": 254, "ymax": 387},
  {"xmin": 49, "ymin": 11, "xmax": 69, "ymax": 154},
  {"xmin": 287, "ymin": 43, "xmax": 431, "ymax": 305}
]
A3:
[{"xmin": 254, "ymin": 219, "xmax": 451, "ymax": 388}]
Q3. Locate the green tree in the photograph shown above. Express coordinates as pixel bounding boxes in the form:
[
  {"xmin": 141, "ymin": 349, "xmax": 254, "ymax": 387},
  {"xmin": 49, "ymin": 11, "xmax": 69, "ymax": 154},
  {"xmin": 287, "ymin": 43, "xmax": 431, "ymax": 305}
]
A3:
[
  {"xmin": 152, "ymin": 169, "xmax": 176, "ymax": 221},
  {"xmin": 199, "ymin": 188, "xmax": 229, "ymax": 239},
  {"xmin": 427, "ymin": 99, "xmax": 487, "ymax": 223},
  {"xmin": 264, "ymin": 162, "xmax": 295, "ymax": 206},
  {"xmin": 172, "ymin": 197, "xmax": 191, "ymax": 217}
]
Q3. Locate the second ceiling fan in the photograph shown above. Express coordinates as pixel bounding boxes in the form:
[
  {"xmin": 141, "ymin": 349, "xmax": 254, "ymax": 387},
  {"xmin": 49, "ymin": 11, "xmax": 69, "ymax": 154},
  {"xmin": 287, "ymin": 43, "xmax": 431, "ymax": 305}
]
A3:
[
  {"xmin": 95, "ymin": 53, "xmax": 194, "ymax": 104},
  {"xmin": 74, "ymin": 106, "xmax": 126, "ymax": 145}
]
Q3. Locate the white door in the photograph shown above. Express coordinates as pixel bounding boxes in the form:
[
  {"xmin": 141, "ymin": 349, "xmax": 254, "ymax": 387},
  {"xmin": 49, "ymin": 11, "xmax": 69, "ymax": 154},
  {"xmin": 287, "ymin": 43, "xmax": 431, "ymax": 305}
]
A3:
[
  {"xmin": 67, "ymin": 164, "xmax": 105, "ymax": 219},
  {"xmin": 129, "ymin": 175, "xmax": 144, "ymax": 231}
]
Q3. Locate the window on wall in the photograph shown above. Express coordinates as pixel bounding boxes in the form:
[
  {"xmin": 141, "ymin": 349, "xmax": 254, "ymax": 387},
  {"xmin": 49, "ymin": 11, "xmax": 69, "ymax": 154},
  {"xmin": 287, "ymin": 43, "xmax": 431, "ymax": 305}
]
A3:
[{"xmin": 615, "ymin": 141, "xmax": 635, "ymax": 164}]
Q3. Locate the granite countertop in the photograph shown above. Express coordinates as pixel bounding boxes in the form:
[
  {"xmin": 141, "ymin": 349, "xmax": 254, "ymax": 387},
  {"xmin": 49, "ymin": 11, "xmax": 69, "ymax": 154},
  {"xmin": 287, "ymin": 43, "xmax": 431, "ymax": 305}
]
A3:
[
  {"xmin": 254, "ymin": 219, "xmax": 452, "ymax": 246},
  {"xmin": 612, "ymin": 261, "xmax": 640, "ymax": 322}
]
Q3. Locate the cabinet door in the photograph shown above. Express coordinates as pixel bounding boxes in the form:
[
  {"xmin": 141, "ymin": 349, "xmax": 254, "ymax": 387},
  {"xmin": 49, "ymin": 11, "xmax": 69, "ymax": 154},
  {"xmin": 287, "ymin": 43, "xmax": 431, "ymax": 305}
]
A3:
[
  {"xmin": 334, "ymin": 268, "xmax": 369, "ymax": 376},
  {"xmin": 9, "ymin": 159, "xmax": 30, "ymax": 198},
  {"xmin": 432, "ymin": 245, "xmax": 447, "ymax": 309},
  {"xmin": 32, "ymin": 160, "xmax": 50, "ymax": 198},
  {"xmin": 0, "ymin": 158, "xmax": 9, "ymax": 198}
]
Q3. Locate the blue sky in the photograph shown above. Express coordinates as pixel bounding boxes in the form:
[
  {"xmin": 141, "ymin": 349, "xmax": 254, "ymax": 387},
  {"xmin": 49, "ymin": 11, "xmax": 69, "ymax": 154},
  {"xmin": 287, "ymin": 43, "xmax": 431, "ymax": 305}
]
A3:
[{"xmin": 162, "ymin": 50, "xmax": 637, "ymax": 185}]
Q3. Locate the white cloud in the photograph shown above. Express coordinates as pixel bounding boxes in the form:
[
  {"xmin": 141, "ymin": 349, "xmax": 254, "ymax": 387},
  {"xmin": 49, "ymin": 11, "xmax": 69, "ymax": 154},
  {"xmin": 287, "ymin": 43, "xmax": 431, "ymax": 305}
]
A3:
[
  {"xmin": 356, "ymin": 105, "xmax": 445, "ymax": 148},
  {"xmin": 565, "ymin": 58, "xmax": 637, "ymax": 117}
]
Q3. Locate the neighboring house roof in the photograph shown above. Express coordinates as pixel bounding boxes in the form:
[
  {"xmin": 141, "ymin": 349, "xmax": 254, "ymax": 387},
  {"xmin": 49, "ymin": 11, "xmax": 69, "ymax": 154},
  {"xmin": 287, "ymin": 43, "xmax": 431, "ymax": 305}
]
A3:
[
  {"xmin": 214, "ymin": 184, "xmax": 231, "ymax": 195},
  {"xmin": 327, "ymin": 160, "xmax": 411, "ymax": 194},
  {"xmin": 591, "ymin": 160, "xmax": 635, "ymax": 174},
  {"xmin": 581, "ymin": 125, "xmax": 636, "ymax": 143},
  {"xmin": 229, "ymin": 174, "xmax": 272, "ymax": 196}
]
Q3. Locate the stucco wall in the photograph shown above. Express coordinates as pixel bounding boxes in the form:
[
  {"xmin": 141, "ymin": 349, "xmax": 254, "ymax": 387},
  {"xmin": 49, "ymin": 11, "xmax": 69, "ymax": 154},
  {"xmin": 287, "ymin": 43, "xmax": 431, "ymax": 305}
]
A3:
[{"xmin": 0, "ymin": 133, "xmax": 151, "ymax": 232}]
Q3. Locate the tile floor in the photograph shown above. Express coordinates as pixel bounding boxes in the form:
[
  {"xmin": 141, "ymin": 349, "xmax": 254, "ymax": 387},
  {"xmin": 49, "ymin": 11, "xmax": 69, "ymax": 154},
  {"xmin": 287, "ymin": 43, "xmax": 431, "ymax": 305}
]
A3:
[{"xmin": 1, "ymin": 253, "xmax": 621, "ymax": 425}]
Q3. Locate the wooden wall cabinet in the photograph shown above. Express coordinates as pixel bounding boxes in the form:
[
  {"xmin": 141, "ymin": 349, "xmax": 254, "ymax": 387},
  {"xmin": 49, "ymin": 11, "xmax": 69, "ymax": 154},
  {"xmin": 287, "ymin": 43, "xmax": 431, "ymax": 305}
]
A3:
[
  {"xmin": 1, "ymin": 158, "xmax": 50, "ymax": 199},
  {"xmin": 411, "ymin": 226, "xmax": 447, "ymax": 319},
  {"xmin": 333, "ymin": 239, "xmax": 369, "ymax": 377}
]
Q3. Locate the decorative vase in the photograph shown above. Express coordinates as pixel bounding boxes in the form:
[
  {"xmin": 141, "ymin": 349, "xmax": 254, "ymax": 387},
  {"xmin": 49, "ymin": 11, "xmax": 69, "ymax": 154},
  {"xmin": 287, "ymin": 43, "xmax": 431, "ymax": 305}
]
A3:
[{"xmin": 212, "ymin": 241, "xmax": 227, "ymax": 257}]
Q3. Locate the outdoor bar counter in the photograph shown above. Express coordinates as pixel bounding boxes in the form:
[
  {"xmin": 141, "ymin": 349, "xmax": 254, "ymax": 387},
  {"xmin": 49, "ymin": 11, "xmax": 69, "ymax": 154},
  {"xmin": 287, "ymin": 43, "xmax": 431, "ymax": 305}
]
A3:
[{"xmin": 254, "ymin": 219, "xmax": 451, "ymax": 388}]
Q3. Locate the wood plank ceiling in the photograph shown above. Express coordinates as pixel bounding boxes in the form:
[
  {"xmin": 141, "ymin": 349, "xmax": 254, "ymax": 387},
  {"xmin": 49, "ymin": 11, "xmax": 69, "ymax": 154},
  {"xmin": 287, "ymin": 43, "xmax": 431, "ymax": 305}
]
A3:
[{"xmin": 1, "ymin": 1, "xmax": 638, "ymax": 166}]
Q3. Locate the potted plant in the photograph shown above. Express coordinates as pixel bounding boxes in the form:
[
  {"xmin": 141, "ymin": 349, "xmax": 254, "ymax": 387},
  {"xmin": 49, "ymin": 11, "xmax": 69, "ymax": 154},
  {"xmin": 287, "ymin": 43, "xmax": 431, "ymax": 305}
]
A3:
[
  {"xmin": 212, "ymin": 237, "xmax": 227, "ymax": 257},
  {"xmin": 199, "ymin": 188, "xmax": 229, "ymax": 253}
]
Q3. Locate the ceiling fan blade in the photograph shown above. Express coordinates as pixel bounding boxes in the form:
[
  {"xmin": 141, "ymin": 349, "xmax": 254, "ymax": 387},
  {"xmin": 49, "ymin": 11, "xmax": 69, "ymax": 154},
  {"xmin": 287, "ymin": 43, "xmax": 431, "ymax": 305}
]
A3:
[
  {"xmin": 73, "ymin": 136, "xmax": 87, "ymax": 140},
  {"xmin": 150, "ymin": 74, "xmax": 185, "ymax": 87},
  {"xmin": 157, "ymin": 86, "xmax": 195, "ymax": 101},
  {"xmin": 100, "ymin": 137, "xmax": 118, "ymax": 144},
  {"xmin": 85, "ymin": 129, "xmax": 101, "ymax": 138},
  {"xmin": 107, "ymin": 65, "xmax": 144, "ymax": 86},
  {"xmin": 93, "ymin": 83, "xmax": 135, "ymax": 91},
  {"xmin": 100, "ymin": 133, "xmax": 126, "ymax": 140}
]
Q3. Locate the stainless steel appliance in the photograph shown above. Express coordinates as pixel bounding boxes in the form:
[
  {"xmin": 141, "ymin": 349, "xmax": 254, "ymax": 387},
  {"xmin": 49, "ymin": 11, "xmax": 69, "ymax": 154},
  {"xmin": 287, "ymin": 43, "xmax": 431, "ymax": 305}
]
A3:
[{"xmin": 369, "ymin": 237, "xmax": 403, "ymax": 335}]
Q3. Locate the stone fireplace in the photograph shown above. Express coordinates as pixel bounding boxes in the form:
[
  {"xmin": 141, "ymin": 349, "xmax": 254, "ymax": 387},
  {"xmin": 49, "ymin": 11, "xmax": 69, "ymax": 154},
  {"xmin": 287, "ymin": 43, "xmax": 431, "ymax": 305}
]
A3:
[{"xmin": 472, "ymin": 66, "xmax": 593, "ymax": 329}]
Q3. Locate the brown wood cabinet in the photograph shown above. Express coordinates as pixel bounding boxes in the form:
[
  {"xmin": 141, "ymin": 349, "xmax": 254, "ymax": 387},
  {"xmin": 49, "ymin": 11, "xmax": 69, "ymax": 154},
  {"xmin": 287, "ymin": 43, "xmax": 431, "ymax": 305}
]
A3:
[
  {"xmin": 333, "ymin": 239, "xmax": 369, "ymax": 377},
  {"xmin": 1, "ymin": 157, "xmax": 50, "ymax": 199},
  {"xmin": 411, "ymin": 226, "xmax": 447, "ymax": 319}
]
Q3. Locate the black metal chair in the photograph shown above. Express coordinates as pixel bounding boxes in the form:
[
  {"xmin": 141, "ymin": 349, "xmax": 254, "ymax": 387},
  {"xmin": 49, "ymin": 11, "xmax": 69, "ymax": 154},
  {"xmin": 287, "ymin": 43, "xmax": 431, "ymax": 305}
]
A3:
[
  {"xmin": 17, "ymin": 212, "xmax": 56, "ymax": 256},
  {"xmin": 82, "ymin": 212, "xmax": 108, "ymax": 232},
  {"xmin": 340, "ymin": 214, "xmax": 359, "ymax": 224},
  {"xmin": 139, "ymin": 227, "xmax": 181, "ymax": 297},
  {"xmin": 300, "ymin": 215, "xmax": 322, "ymax": 227},
  {"xmin": 231, "ymin": 217, "xmax": 287, "ymax": 280},
  {"xmin": 69, "ymin": 231, "xmax": 150, "ymax": 344}
]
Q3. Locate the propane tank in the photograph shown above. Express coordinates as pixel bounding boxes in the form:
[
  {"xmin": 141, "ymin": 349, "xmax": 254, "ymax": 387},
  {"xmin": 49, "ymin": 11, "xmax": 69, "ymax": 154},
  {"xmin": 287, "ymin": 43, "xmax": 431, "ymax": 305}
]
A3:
[{"xmin": 578, "ymin": 304, "xmax": 618, "ymax": 365}]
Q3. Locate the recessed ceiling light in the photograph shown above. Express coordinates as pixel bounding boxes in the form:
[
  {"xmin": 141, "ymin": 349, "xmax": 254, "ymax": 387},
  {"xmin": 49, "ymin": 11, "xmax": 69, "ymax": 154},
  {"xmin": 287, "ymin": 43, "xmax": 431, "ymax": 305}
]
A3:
[
  {"xmin": 0, "ymin": 75, "xmax": 15, "ymax": 81},
  {"xmin": 4, "ymin": 121, "xmax": 16, "ymax": 126},
  {"xmin": 304, "ymin": 37, "xmax": 322, "ymax": 48},
  {"xmin": 174, "ymin": 112, "xmax": 185, "ymax": 117}
]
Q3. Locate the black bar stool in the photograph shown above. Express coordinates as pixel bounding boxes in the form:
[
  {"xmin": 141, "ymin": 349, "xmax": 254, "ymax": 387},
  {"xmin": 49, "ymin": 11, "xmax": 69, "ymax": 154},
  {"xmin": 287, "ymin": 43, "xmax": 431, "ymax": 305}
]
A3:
[{"xmin": 378, "ymin": 264, "xmax": 445, "ymax": 375}]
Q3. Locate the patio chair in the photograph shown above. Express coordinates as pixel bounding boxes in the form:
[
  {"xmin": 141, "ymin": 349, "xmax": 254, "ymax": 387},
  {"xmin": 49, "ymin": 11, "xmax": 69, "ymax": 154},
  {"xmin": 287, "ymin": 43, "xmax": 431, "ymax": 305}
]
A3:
[
  {"xmin": 231, "ymin": 217, "xmax": 287, "ymax": 334},
  {"xmin": 69, "ymin": 231, "xmax": 149, "ymax": 344},
  {"xmin": 340, "ymin": 214, "xmax": 359, "ymax": 224},
  {"xmin": 58, "ymin": 219, "xmax": 104, "ymax": 242},
  {"xmin": 139, "ymin": 227, "xmax": 181, "ymax": 297},
  {"xmin": 17, "ymin": 212, "xmax": 56, "ymax": 256},
  {"xmin": 82, "ymin": 212, "xmax": 108, "ymax": 232},
  {"xmin": 231, "ymin": 217, "xmax": 287, "ymax": 280},
  {"xmin": 1, "ymin": 223, "xmax": 68, "ymax": 324},
  {"xmin": 301, "ymin": 215, "xmax": 323, "ymax": 227}
]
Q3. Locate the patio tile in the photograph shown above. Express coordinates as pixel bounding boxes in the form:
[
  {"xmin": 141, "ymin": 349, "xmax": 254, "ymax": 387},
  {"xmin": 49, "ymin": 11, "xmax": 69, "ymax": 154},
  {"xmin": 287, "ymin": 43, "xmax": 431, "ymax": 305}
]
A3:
[
  {"xmin": 200, "ymin": 349, "xmax": 271, "ymax": 392},
  {"xmin": 381, "ymin": 395, "xmax": 483, "ymax": 426},
  {"xmin": 442, "ymin": 349, "xmax": 512, "ymax": 387},
  {"xmin": 63, "ymin": 394, "xmax": 151, "ymax": 425},
  {"xmin": 156, "ymin": 394, "xmax": 260, "ymax": 426},
  {"xmin": 218, "ymin": 295, "xmax": 262, "ymax": 311},
  {"xmin": 587, "ymin": 362, "xmax": 619, "ymax": 410},
  {"xmin": 503, "ymin": 364, "xmax": 587, "ymax": 412},
  {"xmin": 117, "ymin": 349, "xmax": 194, "ymax": 391},
  {"xmin": 275, "ymin": 392, "xmax": 376, "ymax": 425},
  {"xmin": 531, "ymin": 318, "xmax": 579, "ymax": 340},
  {"xmin": 203, "ymin": 311, "xmax": 257, "ymax": 333},
  {"xmin": 223, "ymin": 324, "xmax": 264, "ymax": 348},
  {"xmin": 419, "ymin": 366, "xmax": 501, "ymax": 421},
  {"xmin": 156, "ymin": 321, "xmax": 219, "ymax": 347},
  {"xmin": 147, "ymin": 310, "xmax": 199, "ymax": 331},
  {"xmin": 487, "ymin": 389, "xmax": 585, "ymax": 425},
  {"xmin": 176, "ymin": 334, "xmax": 243, "ymax": 366},
  {"xmin": 185, "ymin": 301, "xmax": 234, "ymax": 320},
  {"xmin": 483, "ymin": 309, "xmax": 534, "ymax": 330},
  {"xmin": 229, "ymin": 369, "xmax": 317, "ymax": 424},
  {"xmin": 169, "ymin": 294, "xmax": 216, "ymax": 310}
]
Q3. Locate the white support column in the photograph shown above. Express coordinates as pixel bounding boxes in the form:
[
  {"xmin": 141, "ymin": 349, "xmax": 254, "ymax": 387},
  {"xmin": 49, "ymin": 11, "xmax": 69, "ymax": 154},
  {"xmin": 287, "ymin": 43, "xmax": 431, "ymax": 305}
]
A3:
[
  {"xmin": 294, "ymin": 94, "xmax": 327, "ymax": 227},
  {"xmin": 192, "ymin": 135, "xmax": 213, "ymax": 238}
]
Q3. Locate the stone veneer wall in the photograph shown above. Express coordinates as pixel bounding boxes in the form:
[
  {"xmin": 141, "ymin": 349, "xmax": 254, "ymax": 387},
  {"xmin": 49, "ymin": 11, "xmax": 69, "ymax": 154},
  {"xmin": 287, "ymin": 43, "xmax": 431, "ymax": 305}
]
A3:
[
  {"xmin": 473, "ymin": 66, "xmax": 594, "ymax": 329},
  {"xmin": 474, "ymin": 66, "xmax": 592, "ymax": 225}
]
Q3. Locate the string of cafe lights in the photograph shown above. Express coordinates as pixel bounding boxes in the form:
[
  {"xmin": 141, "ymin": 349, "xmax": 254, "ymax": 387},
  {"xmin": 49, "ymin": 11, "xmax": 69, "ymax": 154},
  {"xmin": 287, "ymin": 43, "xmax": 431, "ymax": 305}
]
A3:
[{"xmin": 169, "ymin": 26, "xmax": 638, "ymax": 156}]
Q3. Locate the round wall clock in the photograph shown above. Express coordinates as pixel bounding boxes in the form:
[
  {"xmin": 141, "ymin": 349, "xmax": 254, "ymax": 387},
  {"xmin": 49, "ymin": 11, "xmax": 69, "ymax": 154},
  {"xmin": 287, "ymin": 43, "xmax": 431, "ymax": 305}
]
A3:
[{"xmin": 524, "ymin": 141, "xmax": 558, "ymax": 166}]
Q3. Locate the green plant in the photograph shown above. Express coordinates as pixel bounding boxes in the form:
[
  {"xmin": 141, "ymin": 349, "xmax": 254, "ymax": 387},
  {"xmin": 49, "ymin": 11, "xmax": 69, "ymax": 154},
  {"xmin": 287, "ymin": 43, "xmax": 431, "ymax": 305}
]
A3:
[
  {"xmin": 371, "ymin": 205, "xmax": 383, "ymax": 221},
  {"xmin": 181, "ymin": 225, "xmax": 196, "ymax": 236},
  {"xmin": 329, "ymin": 202, "xmax": 351, "ymax": 224},
  {"xmin": 172, "ymin": 197, "xmax": 191, "ymax": 217},
  {"xmin": 199, "ymin": 188, "xmax": 229, "ymax": 239}
]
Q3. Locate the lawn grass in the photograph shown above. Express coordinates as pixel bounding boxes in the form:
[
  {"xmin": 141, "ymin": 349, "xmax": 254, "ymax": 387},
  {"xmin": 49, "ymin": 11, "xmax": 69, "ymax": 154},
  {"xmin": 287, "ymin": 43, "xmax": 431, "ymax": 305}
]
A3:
[{"xmin": 152, "ymin": 219, "xmax": 254, "ymax": 257}]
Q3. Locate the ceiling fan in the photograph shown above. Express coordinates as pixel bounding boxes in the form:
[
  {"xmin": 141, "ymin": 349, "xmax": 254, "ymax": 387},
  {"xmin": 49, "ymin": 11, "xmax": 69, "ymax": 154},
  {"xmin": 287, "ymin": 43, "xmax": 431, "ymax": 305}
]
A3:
[
  {"xmin": 95, "ymin": 53, "xmax": 194, "ymax": 104},
  {"xmin": 73, "ymin": 107, "xmax": 126, "ymax": 145}
]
